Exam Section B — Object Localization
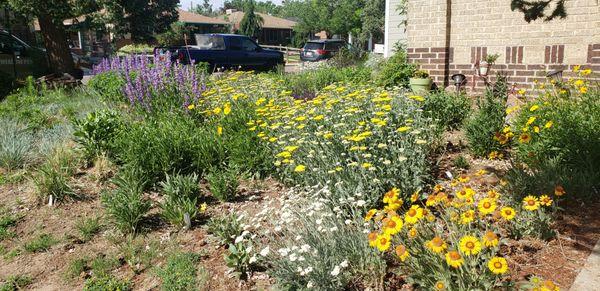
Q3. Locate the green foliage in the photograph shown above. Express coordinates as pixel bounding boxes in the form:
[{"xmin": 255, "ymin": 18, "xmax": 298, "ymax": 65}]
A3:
[
  {"xmin": 206, "ymin": 167, "xmax": 239, "ymax": 202},
  {"xmin": 0, "ymin": 119, "xmax": 33, "ymax": 170},
  {"xmin": 116, "ymin": 44, "xmax": 154, "ymax": 56},
  {"xmin": 375, "ymin": 51, "xmax": 416, "ymax": 88},
  {"xmin": 101, "ymin": 168, "xmax": 150, "ymax": 234},
  {"xmin": 266, "ymin": 209, "xmax": 386, "ymax": 290},
  {"xmin": 329, "ymin": 47, "xmax": 366, "ymax": 68},
  {"xmin": 23, "ymin": 233, "xmax": 58, "ymax": 253},
  {"xmin": 281, "ymin": 65, "xmax": 372, "ymax": 98},
  {"xmin": 99, "ymin": 0, "xmax": 179, "ymax": 43},
  {"xmin": 65, "ymin": 257, "xmax": 88, "ymax": 280},
  {"xmin": 73, "ymin": 110, "xmax": 123, "ymax": 162},
  {"xmin": 465, "ymin": 76, "xmax": 508, "ymax": 157},
  {"xmin": 90, "ymin": 255, "xmax": 121, "ymax": 278},
  {"xmin": 224, "ymin": 243, "xmax": 252, "ymax": 279},
  {"xmin": 508, "ymin": 86, "xmax": 600, "ymax": 199},
  {"xmin": 34, "ymin": 147, "xmax": 79, "ymax": 204},
  {"xmin": 120, "ymin": 238, "xmax": 158, "ymax": 274},
  {"xmin": 0, "ymin": 209, "xmax": 20, "ymax": 241},
  {"xmin": 422, "ymin": 91, "xmax": 471, "ymax": 130},
  {"xmin": 453, "ymin": 155, "xmax": 470, "ymax": 170},
  {"xmin": 238, "ymin": 0, "xmax": 264, "ymax": 38},
  {"xmin": 87, "ymin": 72, "xmax": 126, "ymax": 103},
  {"xmin": 83, "ymin": 275, "xmax": 131, "ymax": 291},
  {"xmin": 0, "ymin": 274, "xmax": 33, "ymax": 291},
  {"xmin": 115, "ymin": 114, "xmax": 212, "ymax": 186},
  {"xmin": 206, "ymin": 213, "xmax": 243, "ymax": 245},
  {"xmin": 156, "ymin": 252, "xmax": 206, "ymax": 291},
  {"xmin": 75, "ymin": 216, "xmax": 102, "ymax": 242},
  {"xmin": 159, "ymin": 173, "xmax": 202, "ymax": 228}
]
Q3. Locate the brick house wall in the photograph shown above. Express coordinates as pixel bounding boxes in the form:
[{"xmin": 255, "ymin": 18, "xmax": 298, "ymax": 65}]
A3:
[{"xmin": 398, "ymin": 0, "xmax": 600, "ymax": 92}]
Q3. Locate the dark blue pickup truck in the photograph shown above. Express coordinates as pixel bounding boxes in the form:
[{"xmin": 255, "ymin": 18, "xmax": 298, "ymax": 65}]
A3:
[{"xmin": 167, "ymin": 34, "xmax": 284, "ymax": 72}]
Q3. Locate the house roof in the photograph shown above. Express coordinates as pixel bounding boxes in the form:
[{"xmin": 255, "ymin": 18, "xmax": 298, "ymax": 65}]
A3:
[
  {"xmin": 221, "ymin": 11, "xmax": 296, "ymax": 30},
  {"xmin": 177, "ymin": 9, "xmax": 229, "ymax": 25}
]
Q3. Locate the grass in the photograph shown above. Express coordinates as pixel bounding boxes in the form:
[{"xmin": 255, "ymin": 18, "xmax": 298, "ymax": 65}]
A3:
[
  {"xmin": 156, "ymin": 252, "xmax": 207, "ymax": 291},
  {"xmin": 0, "ymin": 209, "xmax": 21, "ymax": 241},
  {"xmin": 65, "ymin": 257, "xmax": 89, "ymax": 281},
  {"xmin": 23, "ymin": 233, "xmax": 58, "ymax": 253},
  {"xmin": 0, "ymin": 274, "xmax": 33, "ymax": 290},
  {"xmin": 74, "ymin": 216, "xmax": 102, "ymax": 242}
]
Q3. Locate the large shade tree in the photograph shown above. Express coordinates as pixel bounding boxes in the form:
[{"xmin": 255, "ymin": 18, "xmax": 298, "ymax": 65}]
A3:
[
  {"xmin": 100, "ymin": 0, "xmax": 179, "ymax": 44},
  {"xmin": 0, "ymin": 0, "xmax": 98, "ymax": 74}
]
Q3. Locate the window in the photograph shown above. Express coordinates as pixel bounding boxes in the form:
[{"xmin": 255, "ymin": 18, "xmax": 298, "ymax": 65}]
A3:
[
  {"xmin": 0, "ymin": 34, "xmax": 16, "ymax": 54},
  {"xmin": 194, "ymin": 34, "xmax": 225, "ymax": 50},
  {"xmin": 228, "ymin": 37, "xmax": 242, "ymax": 50},
  {"xmin": 241, "ymin": 38, "xmax": 258, "ymax": 51},
  {"xmin": 303, "ymin": 42, "xmax": 324, "ymax": 50},
  {"xmin": 324, "ymin": 42, "xmax": 345, "ymax": 51}
]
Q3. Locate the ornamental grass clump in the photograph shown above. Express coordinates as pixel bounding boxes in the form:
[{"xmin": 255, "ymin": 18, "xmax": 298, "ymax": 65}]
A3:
[
  {"xmin": 159, "ymin": 173, "xmax": 205, "ymax": 228},
  {"xmin": 365, "ymin": 171, "xmax": 563, "ymax": 290}
]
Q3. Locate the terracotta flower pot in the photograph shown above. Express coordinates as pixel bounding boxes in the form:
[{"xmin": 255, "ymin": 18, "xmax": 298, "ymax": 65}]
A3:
[{"xmin": 409, "ymin": 77, "xmax": 432, "ymax": 94}]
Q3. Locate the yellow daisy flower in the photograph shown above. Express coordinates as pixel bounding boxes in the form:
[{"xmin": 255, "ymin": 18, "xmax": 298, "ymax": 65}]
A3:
[
  {"xmin": 445, "ymin": 251, "xmax": 464, "ymax": 268},
  {"xmin": 383, "ymin": 216, "xmax": 404, "ymax": 235},
  {"xmin": 459, "ymin": 235, "xmax": 482, "ymax": 256},
  {"xmin": 523, "ymin": 195, "xmax": 540, "ymax": 211},
  {"xmin": 404, "ymin": 205, "xmax": 424, "ymax": 224},
  {"xmin": 500, "ymin": 207, "xmax": 516, "ymax": 220},
  {"xmin": 395, "ymin": 245, "xmax": 409, "ymax": 262},
  {"xmin": 482, "ymin": 231, "xmax": 499, "ymax": 247},
  {"xmin": 426, "ymin": 236, "xmax": 448, "ymax": 253},
  {"xmin": 488, "ymin": 257, "xmax": 508, "ymax": 275},
  {"xmin": 539, "ymin": 195, "xmax": 553, "ymax": 206},
  {"xmin": 460, "ymin": 210, "xmax": 475, "ymax": 224},
  {"xmin": 376, "ymin": 234, "xmax": 391, "ymax": 251}
]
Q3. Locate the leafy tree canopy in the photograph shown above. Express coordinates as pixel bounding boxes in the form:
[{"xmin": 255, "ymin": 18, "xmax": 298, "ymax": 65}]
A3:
[{"xmin": 238, "ymin": 0, "xmax": 264, "ymax": 38}]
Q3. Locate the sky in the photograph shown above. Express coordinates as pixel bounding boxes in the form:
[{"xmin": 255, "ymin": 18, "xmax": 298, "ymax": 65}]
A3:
[{"xmin": 180, "ymin": 0, "xmax": 283, "ymax": 11}]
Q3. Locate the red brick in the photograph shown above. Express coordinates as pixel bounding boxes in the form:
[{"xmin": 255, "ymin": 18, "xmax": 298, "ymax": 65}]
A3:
[
  {"xmin": 431, "ymin": 47, "xmax": 447, "ymax": 53},
  {"xmin": 421, "ymin": 53, "xmax": 437, "ymax": 58},
  {"xmin": 518, "ymin": 47, "xmax": 524, "ymax": 64},
  {"xmin": 508, "ymin": 64, "xmax": 527, "ymax": 69},
  {"xmin": 516, "ymin": 70, "xmax": 535, "ymax": 76},
  {"xmin": 415, "ymin": 48, "xmax": 430, "ymax": 53},
  {"xmin": 558, "ymin": 45, "xmax": 565, "ymax": 63}
]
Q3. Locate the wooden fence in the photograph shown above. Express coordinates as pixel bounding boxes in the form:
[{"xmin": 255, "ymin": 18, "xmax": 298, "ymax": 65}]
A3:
[{"xmin": 261, "ymin": 45, "xmax": 302, "ymax": 63}]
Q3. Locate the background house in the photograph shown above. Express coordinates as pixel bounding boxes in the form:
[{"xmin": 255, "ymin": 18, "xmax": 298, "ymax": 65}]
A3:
[
  {"xmin": 384, "ymin": 0, "xmax": 600, "ymax": 91},
  {"xmin": 177, "ymin": 9, "xmax": 229, "ymax": 34},
  {"xmin": 220, "ymin": 10, "xmax": 296, "ymax": 45}
]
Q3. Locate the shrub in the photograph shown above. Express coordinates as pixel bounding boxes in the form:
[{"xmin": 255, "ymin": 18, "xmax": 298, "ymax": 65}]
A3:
[
  {"xmin": 258, "ymin": 192, "xmax": 386, "ymax": 290},
  {"xmin": 160, "ymin": 173, "xmax": 203, "ymax": 228},
  {"xmin": 453, "ymin": 155, "xmax": 470, "ymax": 170},
  {"xmin": 72, "ymin": 110, "xmax": 123, "ymax": 162},
  {"xmin": 423, "ymin": 91, "xmax": 471, "ymax": 130},
  {"xmin": 83, "ymin": 275, "xmax": 131, "ymax": 291},
  {"xmin": 156, "ymin": 252, "xmax": 206, "ymax": 291},
  {"xmin": 465, "ymin": 75, "xmax": 508, "ymax": 157},
  {"xmin": 375, "ymin": 51, "xmax": 416, "ymax": 88},
  {"xmin": 115, "ymin": 114, "xmax": 215, "ymax": 186},
  {"xmin": 281, "ymin": 65, "xmax": 371, "ymax": 99},
  {"xmin": 24, "ymin": 233, "xmax": 58, "ymax": 253},
  {"xmin": 257, "ymin": 83, "xmax": 438, "ymax": 206},
  {"xmin": 206, "ymin": 213, "xmax": 243, "ymax": 245},
  {"xmin": 505, "ymin": 75, "xmax": 600, "ymax": 199},
  {"xmin": 87, "ymin": 72, "xmax": 126, "ymax": 103},
  {"xmin": 329, "ymin": 46, "xmax": 366, "ymax": 68},
  {"xmin": 75, "ymin": 216, "xmax": 102, "ymax": 242},
  {"xmin": 33, "ymin": 148, "xmax": 79, "ymax": 204},
  {"xmin": 101, "ymin": 168, "xmax": 150, "ymax": 234},
  {"xmin": 206, "ymin": 167, "xmax": 239, "ymax": 202},
  {"xmin": 0, "ymin": 119, "xmax": 33, "ymax": 170}
]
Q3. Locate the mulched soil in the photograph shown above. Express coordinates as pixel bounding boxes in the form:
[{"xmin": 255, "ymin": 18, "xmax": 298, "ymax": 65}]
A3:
[{"xmin": 0, "ymin": 141, "xmax": 598, "ymax": 290}]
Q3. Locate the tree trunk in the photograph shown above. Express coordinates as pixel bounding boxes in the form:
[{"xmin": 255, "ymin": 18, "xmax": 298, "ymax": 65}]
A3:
[{"xmin": 38, "ymin": 13, "xmax": 75, "ymax": 75}]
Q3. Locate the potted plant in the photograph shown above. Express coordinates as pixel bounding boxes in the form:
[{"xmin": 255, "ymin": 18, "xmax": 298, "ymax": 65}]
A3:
[
  {"xmin": 479, "ymin": 53, "xmax": 500, "ymax": 76},
  {"xmin": 409, "ymin": 70, "xmax": 432, "ymax": 94}
]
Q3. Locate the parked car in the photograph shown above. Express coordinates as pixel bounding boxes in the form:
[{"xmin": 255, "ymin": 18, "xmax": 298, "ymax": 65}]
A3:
[
  {"xmin": 164, "ymin": 34, "xmax": 285, "ymax": 72},
  {"xmin": 0, "ymin": 30, "xmax": 49, "ymax": 79},
  {"xmin": 300, "ymin": 39, "xmax": 347, "ymax": 62}
]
